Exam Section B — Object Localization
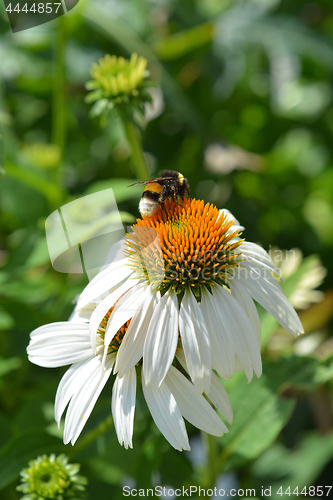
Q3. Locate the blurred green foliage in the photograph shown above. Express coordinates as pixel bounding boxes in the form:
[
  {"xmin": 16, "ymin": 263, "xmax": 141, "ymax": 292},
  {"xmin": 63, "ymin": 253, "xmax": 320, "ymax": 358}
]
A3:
[{"xmin": 0, "ymin": 0, "xmax": 333, "ymax": 498}]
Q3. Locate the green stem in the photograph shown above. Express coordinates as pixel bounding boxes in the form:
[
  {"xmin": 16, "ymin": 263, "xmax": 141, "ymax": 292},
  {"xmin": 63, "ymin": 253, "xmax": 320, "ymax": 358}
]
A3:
[
  {"xmin": 121, "ymin": 116, "xmax": 150, "ymax": 179},
  {"xmin": 202, "ymin": 432, "xmax": 219, "ymax": 489},
  {"xmin": 52, "ymin": 15, "xmax": 67, "ymax": 184},
  {"xmin": 69, "ymin": 414, "xmax": 114, "ymax": 457}
]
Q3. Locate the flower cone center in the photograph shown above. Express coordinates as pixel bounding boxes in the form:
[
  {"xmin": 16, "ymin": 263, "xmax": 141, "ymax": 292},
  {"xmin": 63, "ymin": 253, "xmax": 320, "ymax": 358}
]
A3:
[
  {"xmin": 126, "ymin": 198, "xmax": 243, "ymax": 296},
  {"xmin": 98, "ymin": 307, "xmax": 131, "ymax": 353}
]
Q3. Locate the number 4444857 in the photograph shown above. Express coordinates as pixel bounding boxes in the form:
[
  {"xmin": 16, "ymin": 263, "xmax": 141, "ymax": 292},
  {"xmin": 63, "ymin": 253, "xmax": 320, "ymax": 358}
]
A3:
[
  {"xmin": 277, "ymin": 486, "xmax": 332, "ymax": 496},
  {"xmin": 6, "ymin": 3, "xmax": 62, "ymax": 13}
]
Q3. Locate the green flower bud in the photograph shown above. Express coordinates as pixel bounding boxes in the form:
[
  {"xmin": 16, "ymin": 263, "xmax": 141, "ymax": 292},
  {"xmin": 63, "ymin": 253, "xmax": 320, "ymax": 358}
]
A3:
[
  {"xmin": 16, "ymin": 454, "xmax": 87, "ymax": 500},
  {"xmin": 85, "ymin": 53, "xmax": 153, "ymax": 121}
]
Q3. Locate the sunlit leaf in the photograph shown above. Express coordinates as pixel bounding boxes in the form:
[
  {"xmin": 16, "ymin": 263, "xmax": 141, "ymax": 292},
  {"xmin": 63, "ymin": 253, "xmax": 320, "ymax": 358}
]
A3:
[
  {"xmin": 153, "ymin": 22, "xmax": 214, "ymax": 60},
  {"xmin": 218, "ymin": 355, "xmax": 325, "ymax": 466},
  {"xmin": 218, "ymin": 377, "xmax": 294, "ymax": 466}
]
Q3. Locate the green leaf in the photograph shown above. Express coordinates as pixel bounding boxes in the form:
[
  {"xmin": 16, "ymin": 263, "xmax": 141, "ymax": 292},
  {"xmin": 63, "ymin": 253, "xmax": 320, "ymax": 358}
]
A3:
[
  {"xmin": 0, "ymin": 431, "xmax": 64, "ymax": 490},
  {"xmin": 218, "ymin": 370, "xmax": 295, "ymax": 467},
  {"xmin": 0, "ymin": 129, "xmax": 4, "ymax": 176},
  {"xmin": 0, "ymin": 311, "xmax": 15, "ymax": 330},
  {"xmin": 0, "ymin": 357, "xmax": 21, "ymax": 377},
  {"xmin": 153, "ymin": 22, "xmax": 214, "ymax": 60},
  {"xmin": 313, "ymin": 355, "xmax": 333, "ymax": 385},
  {"xmin": 219, "ymin": 355, "xmax": 328, "ymax": 468},
  {"xmin": 252, "ymin": 431, "xmax": 333, "ymax": 499},
  {"xmin": 5, "ymin": 162, "xmax": 62, "ymax": 210},
  {"xmin": 84, "ymin": 178, "xmax": 143, "ymax": 203}
]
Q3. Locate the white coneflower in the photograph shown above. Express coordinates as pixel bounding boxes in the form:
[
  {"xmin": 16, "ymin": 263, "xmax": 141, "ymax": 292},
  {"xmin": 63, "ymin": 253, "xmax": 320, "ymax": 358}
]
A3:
[
  {"xmin": 27, "ymin": 299, "xmax": 231, "ymax": 451},
  {"xmin": 73, "ymin": 198, "xmax": 303, "ymax": 397},
  {"xmin": 269, "ymin": 247, "xmax": 326, "ymax": 310},
  {"xmin": 28, "ymin": 196, "xmax": 303, "ymax": 450}
]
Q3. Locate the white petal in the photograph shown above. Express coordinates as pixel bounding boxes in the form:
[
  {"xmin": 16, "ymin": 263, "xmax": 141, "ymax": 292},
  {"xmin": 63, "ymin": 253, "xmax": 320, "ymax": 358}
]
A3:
[
  {"xmin": 89, "ymin": 278, "xmax": 140, "ymax": 354},
  {"xmin": 142, "ymin": 372, "xmax": 190, "ymax": 451},
  {"xmin": 27, "ymin": 323, "xmax": 93, "ymax": 367},
  {"xmin": 206, "ymin": 372, "xmax": 233, "ymax": 424},
  {"xmin": 69, "ymin": 302, "xmax": 96, "ymax": 323},
  {"xmin": 143, "ymin": 290, "xmax": 179, "ymax": 391},
  {"xmin": 112, "ymin": 368, "xmax": 136, "ymax": 449},
  {"xmin": 165, "ymin": 366, "xmax": 227, "ymax": 435},
  {"xmin": 212, "ymin": 286, "xmax": 262, "ymax": 382},
  {"xmin": 239, "ymin": 242, "xmax": 280, "ymax": 277},
  {"xmin": 102, "ymin": 282, "xmax": 148, "ymax": 364},
  {"xmin": 237, "ymin": 262, "xmax": 304, "ymax": 336},
  {"xmin": 229, "ymin": 279, "xmax": 261, "ymax": 344},
  {"xmin": 114, "ymin": 288, "xmax": 158, "ymax": 377},
  {"xmin": 218, "ymin": 209, "xmax": 244, "ymax": 233},
  {"xmin": 63, "ymin": 354, "xmax": 115, "ymax": 445},
  {"xmin": 179, "ymin": 289, "xmax": 211, "ymax": 396},
  {"xmin": 200, "ymin": 290, "xmax": 235, "ymax": 380},
  {"xmin": 76, "ymin": 258, "xmax": 133, "ymax": 310},
  {"xmin": 55, "ymin": 358, "xmax": 93, "ymax": 424}
]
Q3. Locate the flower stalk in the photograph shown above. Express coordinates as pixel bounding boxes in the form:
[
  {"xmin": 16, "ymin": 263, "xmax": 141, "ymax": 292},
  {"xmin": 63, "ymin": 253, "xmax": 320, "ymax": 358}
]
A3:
[
  {"xmin": 52, "ymin": 16, "xmax": 66, "ymax": 184},
  {"xmin": 86, "ymin": 53, "xmax": 153, "ymax": 180},
  {"xmin": 120, "ymin": 111, "xmax": 150, "ymax": 179}
]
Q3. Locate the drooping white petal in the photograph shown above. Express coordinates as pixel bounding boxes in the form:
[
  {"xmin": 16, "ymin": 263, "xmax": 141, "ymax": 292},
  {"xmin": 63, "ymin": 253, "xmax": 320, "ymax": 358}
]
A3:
[
  {"xmin": 179, "ymin": 289, "xmax": 211, "ymax": 396},
  {"xmin": 229, "ymin": 279, "xmax": 261, "ymax": 344},
  {"xmin": 69, "ymin": 302, "xmax": 96, "ymax": 323},
  {"xmin": 236, "ymin": 262, "xmax": 304, "ymax": 337},
  {"xmin": 89, "ymin": 278, "xmax": 140, "ymax": 354},
  {"xmin": 112, "ymin": 367, "xmax": 136, "ymax": 449},
  {"xmin": 55, "ymin": 358, "xmax": 94, "ymax": 424},
  {"xmin": 238, "ymin": 241, "xmax": 280, "ymax": 277},
  {"xmin": 114, "ymin": 288, "xmax": 158, "ymax": 377},
  {"xmin": 76, "ymin": 258, "xmax": 133, "ymax": 310},
  {"xmin": 102, "ymin": 282, "xmax": 148, "ymax": 366},
  {"xmin": 200, "ymin": 289, "xmax": 235, "ymax": 380},
  {"xmin": 142, "ymin": 372, "xmax": 190, "ymax": 451},
  {"xmin": 212, "ymin": 286, "xmax": 262, "ymax": 381},
  {"xmin": 206, "ymin": 372, "xmax": 233, "ymax": 425},
  {"xmin": 63, "ymin": 354, "xmax": 115, "ymax": 445},
  {"xmin": 143, "ymin": 290, "xmax": 179, "ymax": 391},
  {"xmin": 165, "ymin": 366, "xmax": 227, "ymax": 435},
  {"xmin": 27, "ymin": 323, "xmax": 93, "ymax": 368}
]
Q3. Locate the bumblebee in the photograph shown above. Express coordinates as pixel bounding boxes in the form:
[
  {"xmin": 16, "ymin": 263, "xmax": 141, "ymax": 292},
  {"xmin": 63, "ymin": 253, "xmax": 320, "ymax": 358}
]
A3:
[{"xmin": 128, "ymin": 170, "xmax": 190, "ymax": 217}]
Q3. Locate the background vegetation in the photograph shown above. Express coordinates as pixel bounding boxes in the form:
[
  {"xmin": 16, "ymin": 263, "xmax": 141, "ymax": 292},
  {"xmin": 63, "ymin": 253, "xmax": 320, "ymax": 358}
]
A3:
[{"xmin": 0, "ymin": 0, "xmax": 333, "ymax": 498}]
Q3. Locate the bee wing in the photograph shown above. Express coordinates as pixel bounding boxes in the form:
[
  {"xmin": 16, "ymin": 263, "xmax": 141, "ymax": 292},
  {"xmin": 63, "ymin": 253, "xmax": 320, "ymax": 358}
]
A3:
[{"xmin": 127, "ymin": 177, "xmax": 174, "ymax": 187}]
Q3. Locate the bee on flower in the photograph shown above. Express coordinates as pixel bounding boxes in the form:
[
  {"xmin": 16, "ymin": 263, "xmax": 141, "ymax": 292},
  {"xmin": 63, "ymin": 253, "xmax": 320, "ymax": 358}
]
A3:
[{"xmin": 27, "ymin": 186, "xmax": 303, "ymax": 450}]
